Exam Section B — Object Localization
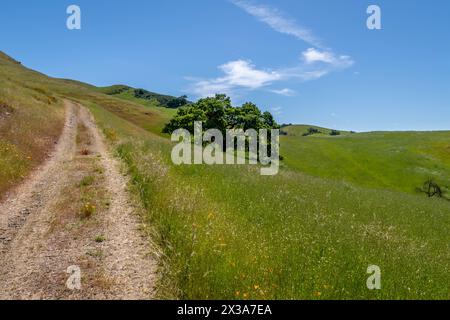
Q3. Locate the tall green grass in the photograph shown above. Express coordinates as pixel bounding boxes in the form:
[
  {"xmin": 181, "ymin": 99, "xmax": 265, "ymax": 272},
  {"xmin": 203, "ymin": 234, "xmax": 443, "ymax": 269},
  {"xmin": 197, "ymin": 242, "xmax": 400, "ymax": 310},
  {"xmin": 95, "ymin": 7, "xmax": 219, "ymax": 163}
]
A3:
[
  {"xmin": 88, "ymin": 102, "xmax": 450, "ymax": 300},
  {"xmin": 281, "ymin": 126, "xmax": 450, "ymax": 196}
]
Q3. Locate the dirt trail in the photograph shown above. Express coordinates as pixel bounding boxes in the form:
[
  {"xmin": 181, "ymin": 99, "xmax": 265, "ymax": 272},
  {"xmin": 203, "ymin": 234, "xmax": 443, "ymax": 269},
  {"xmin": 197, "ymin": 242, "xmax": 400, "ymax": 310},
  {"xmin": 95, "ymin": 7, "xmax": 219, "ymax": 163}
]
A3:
[{"xmin": 0, "ymin": 100, "xmax": 157, "ymax": 299}]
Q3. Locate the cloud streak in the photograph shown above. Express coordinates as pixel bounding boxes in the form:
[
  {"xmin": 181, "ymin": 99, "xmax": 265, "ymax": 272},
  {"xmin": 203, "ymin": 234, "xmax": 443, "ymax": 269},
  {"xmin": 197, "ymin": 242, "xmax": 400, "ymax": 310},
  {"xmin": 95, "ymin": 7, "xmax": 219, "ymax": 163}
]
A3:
[
  {"xmin": 302, "ymin": 48, "xmax": 353, "ymax": 68},
  {"xmin": 230, "ymin": 0, "xmax": 322, "ymax": 47},
  {"xmin": 189, "ymin": 60, "xmax": 281, "ymax": 97},
  {"xmin": 270, "ymin": 88, "xmax": 297, "ymax": 96}
]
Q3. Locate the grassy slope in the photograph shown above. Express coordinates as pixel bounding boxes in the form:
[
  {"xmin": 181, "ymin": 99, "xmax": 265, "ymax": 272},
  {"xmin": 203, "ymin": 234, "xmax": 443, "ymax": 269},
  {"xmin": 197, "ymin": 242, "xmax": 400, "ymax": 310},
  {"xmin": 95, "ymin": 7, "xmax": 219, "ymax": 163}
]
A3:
[
  {"xmin": 0, "ymin": 52, "xmax": 65, "ymax": 198},
  {"xmin": 100, "ymin": 86, "xmax": 177, "ymax": 135},
  {"xmin": 281, "ymin": 125, "xmax": 450, "ymax": 196},
  {"xmin": 2, "ymin": 52, "xmax": 450, "ymax": 299}
]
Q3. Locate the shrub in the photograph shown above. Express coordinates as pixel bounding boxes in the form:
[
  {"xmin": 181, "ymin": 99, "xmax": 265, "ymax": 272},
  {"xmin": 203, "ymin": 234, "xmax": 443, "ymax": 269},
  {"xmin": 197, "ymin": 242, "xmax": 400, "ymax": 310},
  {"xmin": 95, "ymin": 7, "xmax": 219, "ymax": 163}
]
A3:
[
  {"xmin": 303, "ymin": 127, "xmax": 321, "ymax": 136},
  {"xmin": 330, "ymin": 130, "xmax": 341, "ymax": 136},
  {"xmin": 417, "ymin": 179, "xmax": 443, "ymax": 198},
  {"xmin": 95, "ymin": 235, "xmax": 106, "ymax": 243}
]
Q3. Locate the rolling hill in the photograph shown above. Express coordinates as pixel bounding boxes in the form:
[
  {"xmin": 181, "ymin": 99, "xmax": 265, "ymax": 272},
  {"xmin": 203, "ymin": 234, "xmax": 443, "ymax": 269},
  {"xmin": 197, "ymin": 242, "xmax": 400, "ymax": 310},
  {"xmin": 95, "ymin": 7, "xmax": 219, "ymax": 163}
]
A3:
[{"xmin": 281, "ymin": 125, "xmax": 450, "ymax": 197}]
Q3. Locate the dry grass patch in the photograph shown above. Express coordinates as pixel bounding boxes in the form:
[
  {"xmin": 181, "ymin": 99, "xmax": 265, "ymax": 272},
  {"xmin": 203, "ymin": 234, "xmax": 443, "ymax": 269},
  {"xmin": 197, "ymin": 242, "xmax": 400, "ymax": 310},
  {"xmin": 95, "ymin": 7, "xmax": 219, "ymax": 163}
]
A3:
[
  {"xmin": 0, "ymin": 72, "xmax": 65, "ymax": 199},
  {"xmin": 77, "ymin": 122, "xmax": 93, "ymax": 156}
]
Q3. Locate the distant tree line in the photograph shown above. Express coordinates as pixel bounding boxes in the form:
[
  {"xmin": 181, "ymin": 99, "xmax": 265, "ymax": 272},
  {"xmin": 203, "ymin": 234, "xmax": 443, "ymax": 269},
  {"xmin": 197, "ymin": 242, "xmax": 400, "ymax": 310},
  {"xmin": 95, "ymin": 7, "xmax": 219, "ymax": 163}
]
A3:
[
  {"xmin": 134, "ymin": 89, "xmax": 189, "ymax": 109},
  {"xmin": 102, "ymin": 85, "xmax": 190, "ymax": 109},
  {"xmin": 302, "ymin": 127, "xmax": 341, "ymax": 137}
]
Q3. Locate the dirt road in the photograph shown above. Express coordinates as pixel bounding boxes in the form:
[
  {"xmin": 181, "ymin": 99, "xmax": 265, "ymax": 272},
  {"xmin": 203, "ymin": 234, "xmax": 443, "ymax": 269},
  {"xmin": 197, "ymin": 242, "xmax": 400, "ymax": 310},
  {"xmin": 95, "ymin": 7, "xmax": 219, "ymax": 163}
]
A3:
[{"xmin": 0, "ymin": 100, "xmax": 157, "ymax": 299}]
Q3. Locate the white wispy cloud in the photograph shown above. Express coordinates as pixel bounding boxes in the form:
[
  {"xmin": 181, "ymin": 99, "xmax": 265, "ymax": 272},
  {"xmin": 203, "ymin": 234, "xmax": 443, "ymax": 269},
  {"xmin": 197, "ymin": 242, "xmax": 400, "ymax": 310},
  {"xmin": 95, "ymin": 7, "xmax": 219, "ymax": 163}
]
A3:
[
  {"xmin": 298, "ymin": 70, "xmax": 329, "ymax": 80},
  {"xmin": 302, "ymin": 48, "xmax": 354, "ymax": 68},
  {"xmin": 271, "ymin": 106, "xmax": 283, "ymax": 115},
  {"xmin": 303, "ymin": 48, "xmax": 334, "ymax": 64},
  {"xmin": 270, "ymin": 88, "xmax": 297, "ymax": 96},
  {"xmin": 189, "ymin": 60, "xmax": 281, "ymax": 97},
  {"xmin": 219, "ymin": 59, "xmax": 281, "ymax": 88},
  {"xmin": 230, "ymin": 0, "xmax": 322, "ymax": 48}
]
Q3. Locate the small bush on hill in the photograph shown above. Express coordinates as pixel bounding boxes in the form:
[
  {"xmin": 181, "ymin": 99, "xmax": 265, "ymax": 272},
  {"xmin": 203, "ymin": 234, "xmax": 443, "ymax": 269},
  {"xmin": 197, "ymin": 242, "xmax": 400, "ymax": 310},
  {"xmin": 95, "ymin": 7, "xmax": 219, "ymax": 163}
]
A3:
[
  {"xmin": 103, "ymin": 85, "xmax": 131, "ymax": 95},
  {"xmin": 303, "ymin": 127, "xmax": 321, "ymax": 136},
  {"xmin": 417, "ymin": 179, "xmax": 443, "ymax": 198},
  {"xmin": 330, "ymin": 130, "xmax": 341, "ymax": 136}
]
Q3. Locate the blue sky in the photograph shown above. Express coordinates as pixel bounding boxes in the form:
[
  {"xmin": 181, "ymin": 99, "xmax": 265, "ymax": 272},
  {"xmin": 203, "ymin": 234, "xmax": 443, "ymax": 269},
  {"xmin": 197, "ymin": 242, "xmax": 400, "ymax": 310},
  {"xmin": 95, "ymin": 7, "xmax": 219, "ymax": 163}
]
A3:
[{"xmin": 1, "ymin": 0, "xmax": 449, "ymax": 131}]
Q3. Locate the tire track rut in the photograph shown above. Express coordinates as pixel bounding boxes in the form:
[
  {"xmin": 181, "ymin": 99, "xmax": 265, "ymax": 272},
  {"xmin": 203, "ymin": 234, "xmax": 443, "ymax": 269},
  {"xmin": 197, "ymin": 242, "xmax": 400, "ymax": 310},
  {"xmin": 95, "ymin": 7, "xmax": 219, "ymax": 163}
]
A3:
[{"xmin": 0, "ymin": 100, "xmax": 157, "ymax": 299}]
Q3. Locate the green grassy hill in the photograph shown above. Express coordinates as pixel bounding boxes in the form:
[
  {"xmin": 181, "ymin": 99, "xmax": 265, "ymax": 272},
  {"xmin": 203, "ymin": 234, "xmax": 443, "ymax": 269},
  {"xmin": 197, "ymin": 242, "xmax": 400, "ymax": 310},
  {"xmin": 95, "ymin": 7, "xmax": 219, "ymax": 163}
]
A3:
[
  {"xmin": 98, "ymin": 85, "xmax": 177, "ymax": 133},
  {"xmin": 1, "ymin": 51, "xmax": 450, "ymax": 300},
  {"xmin": 281, "ymin": 125, "xmax": 450, "ymax": 197},
  {"xmin": 0, "ymin": 52, "xmax": 65, "ymax": 198}
]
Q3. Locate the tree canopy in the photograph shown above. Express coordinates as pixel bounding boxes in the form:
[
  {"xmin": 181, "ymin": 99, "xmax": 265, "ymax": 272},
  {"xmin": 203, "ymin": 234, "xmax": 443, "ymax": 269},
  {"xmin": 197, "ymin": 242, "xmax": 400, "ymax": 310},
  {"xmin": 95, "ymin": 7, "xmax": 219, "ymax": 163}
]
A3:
[{"xmin": 162, "ymin": 94, "xmax": 280, "ymax": 134}]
